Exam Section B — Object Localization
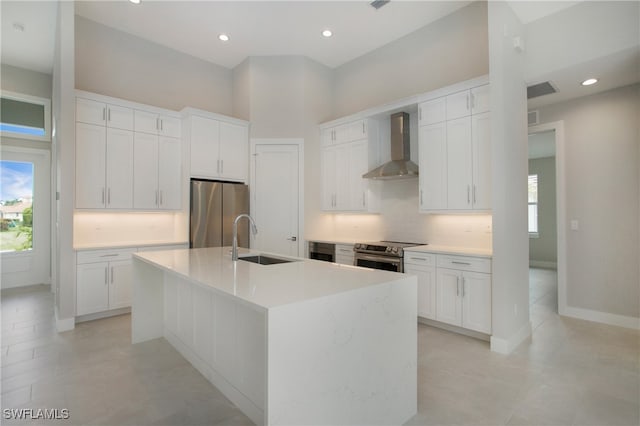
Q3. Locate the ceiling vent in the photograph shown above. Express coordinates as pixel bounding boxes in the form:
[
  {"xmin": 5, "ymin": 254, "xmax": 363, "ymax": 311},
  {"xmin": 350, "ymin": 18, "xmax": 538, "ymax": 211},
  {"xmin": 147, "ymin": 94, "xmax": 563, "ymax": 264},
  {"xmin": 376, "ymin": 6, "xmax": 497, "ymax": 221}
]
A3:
[
  {"xmin": 370, "ymin": 0, "xmax": 390, "ymax": 10},
  {"xmin": 527, "ymin": 81, "xmax": 557, "ymax": 99}
]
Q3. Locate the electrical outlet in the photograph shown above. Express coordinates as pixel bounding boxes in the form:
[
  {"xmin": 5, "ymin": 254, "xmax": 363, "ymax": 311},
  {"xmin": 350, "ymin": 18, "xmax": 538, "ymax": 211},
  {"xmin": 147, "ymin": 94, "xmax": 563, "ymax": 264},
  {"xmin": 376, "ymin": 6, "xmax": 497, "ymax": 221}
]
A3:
[{"xmin": 570, "ymin": 220, "xmax": 579, "ymax": 231}]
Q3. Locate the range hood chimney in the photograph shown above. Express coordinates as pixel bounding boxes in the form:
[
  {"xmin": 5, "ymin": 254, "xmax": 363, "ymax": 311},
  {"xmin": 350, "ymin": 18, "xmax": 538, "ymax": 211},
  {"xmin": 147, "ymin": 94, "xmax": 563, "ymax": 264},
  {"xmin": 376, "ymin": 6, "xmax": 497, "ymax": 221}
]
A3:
[{"xmin": 363, "ymin": 112, "xmax": 419, "ymax": 180}]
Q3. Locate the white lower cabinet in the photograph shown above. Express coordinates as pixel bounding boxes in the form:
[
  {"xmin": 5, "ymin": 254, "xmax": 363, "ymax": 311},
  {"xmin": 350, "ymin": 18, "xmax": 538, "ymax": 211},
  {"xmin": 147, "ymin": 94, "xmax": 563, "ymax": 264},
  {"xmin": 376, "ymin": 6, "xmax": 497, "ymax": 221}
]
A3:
[
  {"xmin": 76, "ymin": 249, "xmax": 136, "ymax": 316},
  {"xmin": 335, "ymin": 244, "xmax": 355, "ymax": 265},
  {"xmin": 404, "ymin": 252, "xmax": 437, "ymax": 320},
  {"xmin": 406, "ymin": 251, "xmax": 492, "ymax": 334}
]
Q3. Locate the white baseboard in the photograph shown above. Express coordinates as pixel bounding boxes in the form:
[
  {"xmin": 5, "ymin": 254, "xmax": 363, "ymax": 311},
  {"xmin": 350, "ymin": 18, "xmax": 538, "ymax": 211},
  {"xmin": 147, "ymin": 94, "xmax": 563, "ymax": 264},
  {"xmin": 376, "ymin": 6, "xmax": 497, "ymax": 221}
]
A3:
[
  {"xmin": 529, "ymin": 260, "xmax": 557, "ymax": 269},
  {"xmin": 55, "ymin": 310, "xmax": 75, "ymax": 332},
  {"xmin": 562, "ymin": 305, "xmax": 640, "ymax": 330},
  {"xmin": 490, "ymin": 321, "xmax": 532, "ymax": 354}
]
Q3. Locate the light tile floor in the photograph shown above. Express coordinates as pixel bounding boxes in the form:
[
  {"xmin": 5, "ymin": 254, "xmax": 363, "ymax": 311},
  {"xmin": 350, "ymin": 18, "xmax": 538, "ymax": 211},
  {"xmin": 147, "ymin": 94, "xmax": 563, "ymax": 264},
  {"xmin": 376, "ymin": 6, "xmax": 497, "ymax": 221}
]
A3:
[{"xmin": 1, "ymin": 270, "xmax": 638, "ymax": 426}]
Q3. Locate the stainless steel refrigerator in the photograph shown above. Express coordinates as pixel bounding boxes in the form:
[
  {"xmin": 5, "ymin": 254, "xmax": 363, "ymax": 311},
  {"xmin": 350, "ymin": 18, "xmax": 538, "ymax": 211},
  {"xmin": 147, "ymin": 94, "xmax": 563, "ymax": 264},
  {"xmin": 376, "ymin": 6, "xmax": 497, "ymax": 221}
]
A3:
[{"xmin": 190, "ymin": 179, "xmax": 250, "ymax": 248}]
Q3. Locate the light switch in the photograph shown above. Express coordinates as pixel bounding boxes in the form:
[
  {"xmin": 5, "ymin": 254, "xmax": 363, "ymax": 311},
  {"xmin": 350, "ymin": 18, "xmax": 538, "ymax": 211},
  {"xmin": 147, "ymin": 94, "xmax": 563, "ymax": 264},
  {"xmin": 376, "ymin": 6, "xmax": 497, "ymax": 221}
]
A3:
[{"xmin": 570, "ymin": 220, "xmax": 579, "ymax": 231}]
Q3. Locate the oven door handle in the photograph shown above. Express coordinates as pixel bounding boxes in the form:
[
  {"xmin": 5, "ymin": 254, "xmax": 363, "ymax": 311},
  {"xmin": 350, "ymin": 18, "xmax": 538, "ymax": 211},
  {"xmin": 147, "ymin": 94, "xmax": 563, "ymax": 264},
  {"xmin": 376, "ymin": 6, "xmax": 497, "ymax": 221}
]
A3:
[{"xmin": 354, "ymin": 253, "xmax": 402, "ymax": 265}]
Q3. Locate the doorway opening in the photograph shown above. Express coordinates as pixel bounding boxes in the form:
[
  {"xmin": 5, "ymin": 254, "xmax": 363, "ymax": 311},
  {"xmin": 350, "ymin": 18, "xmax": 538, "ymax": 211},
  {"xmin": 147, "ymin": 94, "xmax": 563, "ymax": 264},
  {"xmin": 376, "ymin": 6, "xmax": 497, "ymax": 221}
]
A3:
[{"xmin": 527, "ymin": 122, "xmax": 567, "ymax": 330}]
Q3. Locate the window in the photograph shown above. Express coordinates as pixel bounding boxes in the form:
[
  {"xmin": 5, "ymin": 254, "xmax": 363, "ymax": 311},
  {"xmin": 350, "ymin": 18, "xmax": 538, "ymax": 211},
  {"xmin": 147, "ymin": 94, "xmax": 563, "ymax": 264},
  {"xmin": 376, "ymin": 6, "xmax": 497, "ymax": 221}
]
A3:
[
  {"xmin": 0, "ymin": 91, "xmax": 51, "ymax": 141},
  {"xmin": 0, "ymin": 161, "xmax": 34, "ymax": 252},
  {"xmin": 528, "ymin": 174, "xmax": 538, "ymax": 236}
]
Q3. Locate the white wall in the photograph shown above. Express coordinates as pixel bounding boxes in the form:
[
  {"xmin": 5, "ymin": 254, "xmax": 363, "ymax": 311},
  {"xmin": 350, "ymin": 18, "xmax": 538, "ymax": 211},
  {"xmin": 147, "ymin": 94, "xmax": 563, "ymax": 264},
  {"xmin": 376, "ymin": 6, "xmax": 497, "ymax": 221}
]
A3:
[
  {"xmin": 488, "ymin": 1, "xmax": 530, "ymax": 353},
  {"xmin": 528, "ymin": 156, "xmax": 557, "ymax": 266},
  {"xmin": 525, "ymin": 1, "xmax": 640, "ymax": 80},
  {"xmin": 74, "ymin": 16, "xmax": 233, "ymax": 114},
  {"xmin": 538, "ymin": 84, "xmax": 639, "ymax": 320},
  {"xmin": 332, "ymin": 1, "xmax": 488, "ymax": 118},
  {"xmin": 52, "ymin": 1, "xmax": 76, "ymax": 328}
]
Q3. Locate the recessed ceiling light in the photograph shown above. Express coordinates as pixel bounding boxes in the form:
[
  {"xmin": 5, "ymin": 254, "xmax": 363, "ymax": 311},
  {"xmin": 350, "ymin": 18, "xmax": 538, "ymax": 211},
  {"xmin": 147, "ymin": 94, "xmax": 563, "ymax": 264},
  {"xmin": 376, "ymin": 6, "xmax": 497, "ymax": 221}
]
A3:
[
  {"xmin": 321, "ymin": 29, "xmax": 333, "ymax": 38},
  {"xmin": 129, "ymin": 0, "xmax": 141, "ymax": 4},
  {"xmin": 581, "ymin": 78, "xmax": 598, "ymax": 86},
  {"xmin": 218, "ymin": 34, "xmax": 230, "ymax": 42}
]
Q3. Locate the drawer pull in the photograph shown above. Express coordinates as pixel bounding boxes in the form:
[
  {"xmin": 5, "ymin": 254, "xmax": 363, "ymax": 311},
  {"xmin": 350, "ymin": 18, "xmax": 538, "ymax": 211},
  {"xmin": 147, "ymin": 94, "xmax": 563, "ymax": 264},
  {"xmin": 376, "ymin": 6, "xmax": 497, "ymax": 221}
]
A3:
[
  {"xmin": 100, "ymin": 254, "xmax": 119, "ymax": 257},
  {"xmin": 452, "ymin": 261, "xmax": 471, "ymax": 266},
  {"xmin": 410, "ymin": 257, "xmax": 428, "ymax": 261}
]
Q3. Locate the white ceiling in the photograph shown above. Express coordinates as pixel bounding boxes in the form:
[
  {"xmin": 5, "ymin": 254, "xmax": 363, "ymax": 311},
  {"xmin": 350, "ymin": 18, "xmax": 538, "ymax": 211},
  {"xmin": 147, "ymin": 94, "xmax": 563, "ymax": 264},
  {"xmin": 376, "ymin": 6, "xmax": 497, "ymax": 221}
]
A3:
[
  {"xmin": 2, "ymin": 0, "xmax": 637, "ymax": 113},
  {"xmin": 73, "ymin": 0, "xmax": 473, "ymax": 70},
  {"xmin": 1, "ymin": 1, "xmax": 57, "ymax": 74}
]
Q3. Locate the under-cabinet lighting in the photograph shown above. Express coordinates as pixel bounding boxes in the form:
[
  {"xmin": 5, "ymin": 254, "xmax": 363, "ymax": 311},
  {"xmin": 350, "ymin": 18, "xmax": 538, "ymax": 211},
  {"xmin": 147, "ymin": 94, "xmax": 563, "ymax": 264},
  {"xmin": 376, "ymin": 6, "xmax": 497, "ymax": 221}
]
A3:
[{"xmin": 581, "ymin": 78, "xmax": 598, "ymax": 86}]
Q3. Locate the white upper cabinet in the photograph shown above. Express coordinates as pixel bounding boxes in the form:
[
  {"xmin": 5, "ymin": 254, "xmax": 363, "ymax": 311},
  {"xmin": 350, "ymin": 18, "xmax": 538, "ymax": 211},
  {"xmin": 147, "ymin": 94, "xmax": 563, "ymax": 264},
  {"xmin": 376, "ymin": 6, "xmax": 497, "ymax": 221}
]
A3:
[
  {"xmin": 134, "ymin": 110, "xmax": 181, "ymax": 138},
  {"xmin": 320, "ymin": 118, "xmax": 380, "ymax": 213},
  {"xmin": 186, "ymin": 112, "xmax": 249, "ymax": 183},
  {"xmin": 418, "ymin": 83, "xmax": 491, "ymax": 212},
  {"xmin": 76, "ymin": 93, "xmax": 182, "ymax": 211},
  {"xmin": 76, "ymin": 122, "xmax": 107, "ymax": 209},
  {"xmin": 418, "ymin": 97, "xmax": 446, "ymax": 126},
  {"xmin": 133, "ymin": 133, "xmax": 182, "ymax": 211},
  {"xmin": 76, "ymin": 97, "xmax": 134, "ymax": 130}
]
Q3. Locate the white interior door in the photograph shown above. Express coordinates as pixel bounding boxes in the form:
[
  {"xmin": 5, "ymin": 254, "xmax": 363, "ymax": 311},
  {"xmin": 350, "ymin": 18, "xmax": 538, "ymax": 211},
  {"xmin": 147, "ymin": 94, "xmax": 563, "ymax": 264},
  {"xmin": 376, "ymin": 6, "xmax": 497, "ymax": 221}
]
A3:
[
  {"xmin": 0, "ymin": 147, "xmax": 51, "ymax": 288},
  {"xmin": 252, "ymin": 142, "xmax": 301, "ymax": 257}
]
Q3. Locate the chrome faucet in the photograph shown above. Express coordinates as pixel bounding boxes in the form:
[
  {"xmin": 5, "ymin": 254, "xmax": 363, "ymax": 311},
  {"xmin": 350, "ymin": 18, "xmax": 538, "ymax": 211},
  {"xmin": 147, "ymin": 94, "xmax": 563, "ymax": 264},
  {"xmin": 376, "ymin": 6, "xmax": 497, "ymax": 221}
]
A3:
[{"xmin": 232, "ymin": 214, "xmax": 258, "ymax": 261}]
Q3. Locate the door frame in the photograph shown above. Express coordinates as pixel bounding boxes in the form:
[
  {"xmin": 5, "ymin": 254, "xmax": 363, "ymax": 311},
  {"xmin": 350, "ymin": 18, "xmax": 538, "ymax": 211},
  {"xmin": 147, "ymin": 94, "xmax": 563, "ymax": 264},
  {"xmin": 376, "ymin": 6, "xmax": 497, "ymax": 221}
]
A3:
[
  {"xmin": 249, "ymin": 138, "xmax": 305, "ymax": 257},
  {"xmin": 527, "ymin": 121, "xmax": 567, "ymax": 316},
  {"xmin": 0, "ymin": 145, "xmax": 52, "ymax": 288}
]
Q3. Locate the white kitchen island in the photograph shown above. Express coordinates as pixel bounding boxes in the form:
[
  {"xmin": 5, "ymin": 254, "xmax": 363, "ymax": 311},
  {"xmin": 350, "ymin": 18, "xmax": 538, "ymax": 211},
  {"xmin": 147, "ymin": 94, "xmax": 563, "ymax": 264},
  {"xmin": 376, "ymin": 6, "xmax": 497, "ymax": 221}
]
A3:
[{"xmin": 132, "ymin": 247, "xmax": 417, "ymax": 426}]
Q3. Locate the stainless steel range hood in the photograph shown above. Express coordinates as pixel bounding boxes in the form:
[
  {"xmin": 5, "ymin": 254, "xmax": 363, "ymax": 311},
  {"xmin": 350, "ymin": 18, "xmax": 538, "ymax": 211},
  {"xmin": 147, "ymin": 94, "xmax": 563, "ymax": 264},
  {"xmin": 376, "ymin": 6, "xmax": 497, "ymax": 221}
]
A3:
[{"xmin": 363, "ymin": 112, "xmax": 419, "ymax": 180}]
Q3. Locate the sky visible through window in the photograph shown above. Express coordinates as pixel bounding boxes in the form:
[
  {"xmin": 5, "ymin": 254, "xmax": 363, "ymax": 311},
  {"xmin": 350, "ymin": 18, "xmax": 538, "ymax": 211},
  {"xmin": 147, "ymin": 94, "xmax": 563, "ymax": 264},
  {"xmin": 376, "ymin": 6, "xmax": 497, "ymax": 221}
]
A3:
[{"xmin": 1, "ymin": 161, "xmax": 34, "ymax": 202}]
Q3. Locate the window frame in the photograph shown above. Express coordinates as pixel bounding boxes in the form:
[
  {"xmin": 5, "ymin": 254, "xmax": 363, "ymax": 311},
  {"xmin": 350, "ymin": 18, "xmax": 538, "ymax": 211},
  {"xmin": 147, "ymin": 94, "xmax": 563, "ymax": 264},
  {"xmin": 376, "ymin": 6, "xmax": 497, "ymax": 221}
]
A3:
[{"xmin": 0, "ymin": 91, "xmax": 51, "ymax": 142}]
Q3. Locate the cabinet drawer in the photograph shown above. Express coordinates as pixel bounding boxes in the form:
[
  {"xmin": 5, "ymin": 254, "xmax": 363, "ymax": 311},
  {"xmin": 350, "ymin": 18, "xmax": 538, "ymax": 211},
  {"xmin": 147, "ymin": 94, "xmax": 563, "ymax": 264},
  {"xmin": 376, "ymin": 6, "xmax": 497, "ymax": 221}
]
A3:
[
  {"xmin": 77, "ymin": 248, "xmax": 137, "ymax": 264},
  {"xmin": 335, "ymin": 255, "xmax": 354, "ymax": 266},
  {"xmin": 404, "ymin": 252, "xmax": 436, "ymax": 267},
  {"xmin": 436, "ymin": 255, "xmax": 491, "ymax": 273}
]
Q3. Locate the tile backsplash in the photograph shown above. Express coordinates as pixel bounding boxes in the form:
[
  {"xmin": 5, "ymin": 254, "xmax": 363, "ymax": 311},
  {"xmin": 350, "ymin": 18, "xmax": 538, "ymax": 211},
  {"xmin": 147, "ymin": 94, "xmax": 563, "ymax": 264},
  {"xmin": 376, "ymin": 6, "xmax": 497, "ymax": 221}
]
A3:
[{"xmin": 313, "ymin": 179, "xmax": 492, "ymax": 248}]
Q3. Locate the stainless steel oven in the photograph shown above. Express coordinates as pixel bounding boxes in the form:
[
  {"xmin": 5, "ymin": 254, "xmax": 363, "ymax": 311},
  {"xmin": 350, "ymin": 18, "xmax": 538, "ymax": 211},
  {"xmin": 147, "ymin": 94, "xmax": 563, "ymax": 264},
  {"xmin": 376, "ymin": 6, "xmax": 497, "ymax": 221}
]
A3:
[
  {"xmin": 354, "ymin": 252, "xmax": 403, "ymax": 272},
  {"xmin": 353, "ymin": 241, "xmax": 425, "ymax": 273}
]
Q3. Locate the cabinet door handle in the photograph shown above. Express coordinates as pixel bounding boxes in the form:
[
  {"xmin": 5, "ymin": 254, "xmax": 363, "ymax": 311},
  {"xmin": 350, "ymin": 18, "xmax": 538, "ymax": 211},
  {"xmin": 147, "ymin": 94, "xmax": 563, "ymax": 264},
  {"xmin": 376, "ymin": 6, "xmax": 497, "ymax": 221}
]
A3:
[
  {"xmin": 362, "ymin": 192, "xmax": 365, "ymax": 207},
  {"xmin": 107, "ymin": 188, "xmax": 111, "ymax": 205},
  {"xmin": 104, "ymin": 267, "xmax": 108, "ymax": 285},
  {"xmin": 410, "ymin": 257, "xmax": 427, "ymax": 261},
  {"xmin": 452, "ymin": 261, "xmax": 471, "ymax": 266},
  {"xmin": 156, "ymin": 118, "xmax": 160, "ymax": 131},
  {"xmin": 419, "ymin": 107, "xmax": 422, "ymax": 121},
  {"xmin": 467, "ymin": 185, "xmax": 471, "ymax": 204},
  {"xmin": 471, "ymin": 93, "xmax": 475, "ymax": 109},
  {"xmin": 100, "ymin": 254, "xmax": 119, "ymax": 258},
  {"xmin": 160, "ymin": 119, "xmax": 163, "ymax": 131},
  {"xmin": 456, "ymin": 277, "xmax": 460, "ymax": 296},
  {"xmin": 101, "ymin": 188, "xmax": 105, "ymax": 205},
  {"xmin": 466, "ymin": 94, "xmax": 470, "ymax": 110},
  {"xmin": 160, "ymin": 190, "xmax": 163, "ymax": 206},
  {"xmin": 462, "ymin": 277, "xmax": 466, "ymax": 297},
  {"xmin": 155, "ymin": 190, "xmax": 158, "ymax": 206},
  {"xmin": 220, "ymin": 160, "xmax": 224, "ymax": 174},
  {"xmin": 110, "ymin": 266, "xmax": 114, "ymax": 284},
  {"xmin": 102, "ymin": 107, "xmax": 106, "ymax": 122},
  {"xmin": 286, "ymin": 236, "xmax": 297, "ymax": 241},
  {"xmin": 420, "ymin": 190, "xmax": 423, "ymax": 206},
  {"xmin": 108, "ymin": 108, "xmax": 111, "ymax": 122},
  {"xmin": 473, "ymin": 185, "xmax": 476, "ymax": 204},
  {"xmin": 362, "ymin": 122, "xmax": 365, "ymax": 134}
]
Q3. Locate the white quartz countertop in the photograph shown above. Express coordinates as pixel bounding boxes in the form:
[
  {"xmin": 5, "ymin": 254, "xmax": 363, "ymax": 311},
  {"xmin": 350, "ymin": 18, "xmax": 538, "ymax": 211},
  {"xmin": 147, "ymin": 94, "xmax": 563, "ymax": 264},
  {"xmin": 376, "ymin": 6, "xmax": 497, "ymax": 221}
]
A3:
[
  {"xmin": 133, "ymin": 247, "xmax": 410, "ymax": 310},
  {"xmin": 404, "ymin": 244, "xmax": 492, "ymax": 258}
]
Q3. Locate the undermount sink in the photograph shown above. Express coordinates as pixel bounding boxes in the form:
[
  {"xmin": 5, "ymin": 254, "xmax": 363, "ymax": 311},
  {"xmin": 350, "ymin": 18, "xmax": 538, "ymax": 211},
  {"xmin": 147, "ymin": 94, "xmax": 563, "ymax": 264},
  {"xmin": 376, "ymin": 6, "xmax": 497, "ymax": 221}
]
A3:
[{"xmin": 238, "ymin": 254, "xmax": 297, "ymax": 265}]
